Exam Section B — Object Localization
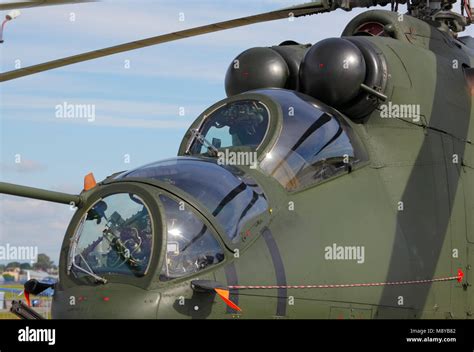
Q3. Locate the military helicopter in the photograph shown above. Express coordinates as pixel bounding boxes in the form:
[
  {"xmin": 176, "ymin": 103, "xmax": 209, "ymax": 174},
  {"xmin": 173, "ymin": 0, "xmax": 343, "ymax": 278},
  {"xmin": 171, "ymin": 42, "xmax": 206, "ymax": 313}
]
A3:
[{"xmin": 1, "ymin": 0, "xmax": 473, "ymax": 319}]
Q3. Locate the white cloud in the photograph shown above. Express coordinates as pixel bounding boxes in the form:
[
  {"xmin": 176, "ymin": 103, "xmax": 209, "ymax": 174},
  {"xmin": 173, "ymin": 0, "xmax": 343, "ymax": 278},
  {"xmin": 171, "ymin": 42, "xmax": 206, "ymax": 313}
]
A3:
[
  {"xmin": 0, "ymin": 159, "xmax": 47, "ymax": 173},
  {"xmin": 0, "ymin": 195, "xmax": 74, "ymax": 264},
  {"xmin": 83, "ymin": 114, "xmax": 194, "ymax": 128},
  {"xmin": 2, "ymin": 94, "xmax": 207, "ymax": 128}
]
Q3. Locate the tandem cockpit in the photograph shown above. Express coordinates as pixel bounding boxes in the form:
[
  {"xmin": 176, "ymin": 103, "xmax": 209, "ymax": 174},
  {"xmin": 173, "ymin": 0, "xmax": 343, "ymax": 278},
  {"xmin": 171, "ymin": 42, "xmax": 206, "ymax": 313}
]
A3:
[
  {"xmin": 180, "ymin": 88, "xmax": 368, "ymax": 192},
  {"xmin": 64, "ymin": 88, "xmax": 368, "ymax": 292}
]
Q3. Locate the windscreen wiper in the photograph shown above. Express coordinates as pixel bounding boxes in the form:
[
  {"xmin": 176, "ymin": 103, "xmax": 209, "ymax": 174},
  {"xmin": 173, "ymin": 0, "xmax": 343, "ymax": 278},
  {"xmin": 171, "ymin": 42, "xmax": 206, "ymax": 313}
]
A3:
[
  {"xmin": 190, "ymin": 129, "xmax": 219, "ymax": 157},
  {"xmin": 68, "ymin": 230, "xmax": 108, "ymax": 284},
  {"xmin": 70, "ymin": 255, "xmax": 108, "ymax": 284}
]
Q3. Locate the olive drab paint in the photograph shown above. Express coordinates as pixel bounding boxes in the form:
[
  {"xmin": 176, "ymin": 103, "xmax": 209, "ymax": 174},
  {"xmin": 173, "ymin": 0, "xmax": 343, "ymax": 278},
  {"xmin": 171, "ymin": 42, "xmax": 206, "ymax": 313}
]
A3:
[{"xmin": 1, "ymin": 4, "xmax": 473, "ymax": 319}]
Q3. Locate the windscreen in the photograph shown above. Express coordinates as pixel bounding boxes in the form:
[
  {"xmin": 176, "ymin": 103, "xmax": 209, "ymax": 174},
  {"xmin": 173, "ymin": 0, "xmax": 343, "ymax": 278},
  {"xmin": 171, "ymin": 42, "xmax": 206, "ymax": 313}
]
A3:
[
  {"xmin": 159, "ymin": 194, "xmax": 225, "ymax": 281},
  {"xmin": 188, "ymin": 100, "xmax": 270, "ymax": 155},
  {"xmin": 256, "ymin": 89, "xmax": 368, "ymax": 191},
  {"xmin": 69, "ymin": 193, "xmax": 153, "ymax": 278},
  {"xmin": 118, "ymin": 157, "xmax": 268, "ymax": 243}
]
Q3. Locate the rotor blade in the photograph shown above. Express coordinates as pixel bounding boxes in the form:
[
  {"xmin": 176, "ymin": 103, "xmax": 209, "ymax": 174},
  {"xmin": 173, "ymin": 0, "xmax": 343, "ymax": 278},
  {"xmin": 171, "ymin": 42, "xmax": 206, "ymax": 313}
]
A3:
[
  {"xmin": 0, "ymin": 0, "xmax": 334, "ymax": 82},
  {"xmin": 0, "ymin": 0, "xmax": 96, "ymax": 11}
]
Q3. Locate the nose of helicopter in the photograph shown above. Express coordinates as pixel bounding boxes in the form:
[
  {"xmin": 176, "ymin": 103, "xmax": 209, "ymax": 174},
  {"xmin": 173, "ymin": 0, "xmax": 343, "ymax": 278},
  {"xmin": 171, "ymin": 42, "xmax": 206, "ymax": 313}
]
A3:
[{"xmin": 51, "ymin": 283, "xmax": 161, "ymax": 319}]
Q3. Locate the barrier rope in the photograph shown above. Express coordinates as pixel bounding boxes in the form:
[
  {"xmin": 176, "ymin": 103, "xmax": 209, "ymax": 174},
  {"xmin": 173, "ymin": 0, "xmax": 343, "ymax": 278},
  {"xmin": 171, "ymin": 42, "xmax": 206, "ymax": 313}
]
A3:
[{"xmin": 228, "ymin": 269, "xmax": 464, "ymax": 290}]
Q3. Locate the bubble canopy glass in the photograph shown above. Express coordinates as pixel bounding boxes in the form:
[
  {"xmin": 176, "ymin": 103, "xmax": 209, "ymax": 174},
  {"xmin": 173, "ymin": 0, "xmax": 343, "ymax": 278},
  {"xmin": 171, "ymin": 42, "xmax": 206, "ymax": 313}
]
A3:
[
  {"xmin": 256, "ymin": 89, "xmax": 368, "ymax": 191},
  {"xmin": 118, "ymin": 157, "xmax": 268, "ymax": 243},
  {"xmin": 181, "ymin": 88, "xmax": 368, "ymax": 192},
  {"xmin": 67, "ymin": 185, "xmax": 230, "ymax": 284},
  {"xmin": 68, "ymin": 193, "xmax": 154, "ymax": 279},
  {"xmin": 158, "ymin": 194, "xmax": 225, "ymax": 281},
  {"xmin": 187, "ymin": 100, "xmax": 270, "ymax": 155}
]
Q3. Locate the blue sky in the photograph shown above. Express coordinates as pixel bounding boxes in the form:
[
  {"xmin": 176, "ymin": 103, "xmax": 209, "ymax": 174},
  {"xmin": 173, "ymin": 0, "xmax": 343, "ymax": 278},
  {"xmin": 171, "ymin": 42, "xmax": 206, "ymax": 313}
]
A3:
[{"xmin": 1, "ymin": 0, "xmax": 473, "ymax": 264}]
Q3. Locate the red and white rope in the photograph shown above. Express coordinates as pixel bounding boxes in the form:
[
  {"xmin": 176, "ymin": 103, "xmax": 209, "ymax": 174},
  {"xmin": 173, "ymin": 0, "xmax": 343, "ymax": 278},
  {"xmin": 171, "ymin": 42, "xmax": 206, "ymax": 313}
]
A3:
[{"xmin": 228, "ymin": 273, "xmax": 463, "ymax": 290}]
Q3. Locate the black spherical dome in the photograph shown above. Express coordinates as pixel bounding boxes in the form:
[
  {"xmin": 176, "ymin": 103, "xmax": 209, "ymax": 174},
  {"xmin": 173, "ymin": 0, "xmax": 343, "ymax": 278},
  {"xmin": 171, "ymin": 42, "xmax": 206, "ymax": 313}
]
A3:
[
  {"xmin": 225, "ymin": 47, "xmax": 290, "ymax": 97},
  {"xmin": 299, "ymin": 38, "xmax": 366, "ymax": 106}
]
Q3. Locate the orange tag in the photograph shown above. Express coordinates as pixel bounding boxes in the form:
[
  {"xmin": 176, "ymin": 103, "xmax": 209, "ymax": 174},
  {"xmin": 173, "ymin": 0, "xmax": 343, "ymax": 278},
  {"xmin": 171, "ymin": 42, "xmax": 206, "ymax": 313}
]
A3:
[
  {"xmin": 215, "ymin": 288, "xmax": 241, "ymax": 312},
  {"xmin": 84, "ymin": 172, "xmax": 97, "ymax": 191},
  {"xmin": 24, "ymin": 292, "xmax": 31, "ymax": 307}
]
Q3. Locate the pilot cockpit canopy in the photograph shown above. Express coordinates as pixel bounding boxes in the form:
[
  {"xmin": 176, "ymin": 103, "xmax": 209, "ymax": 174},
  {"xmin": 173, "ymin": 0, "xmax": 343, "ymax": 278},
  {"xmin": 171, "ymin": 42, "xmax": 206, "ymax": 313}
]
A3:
[
  {"xmin": 180, "ymin": 88, "xmax": 368, "ymax": 192},
  {"xmin": 186, "ymin": 100, "xmax": 270, "ymax": 155}
]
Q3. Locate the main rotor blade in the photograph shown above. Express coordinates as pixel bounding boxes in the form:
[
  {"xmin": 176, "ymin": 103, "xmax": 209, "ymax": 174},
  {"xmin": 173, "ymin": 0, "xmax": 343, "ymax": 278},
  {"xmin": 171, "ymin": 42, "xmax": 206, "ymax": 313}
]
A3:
[
  {"xmin": 0, "ymin": 0, "xmax": 96, "ymax": 11},
  {"xmin": 0, "ymin": 0, "xmax": 333, "ymax": 82}
]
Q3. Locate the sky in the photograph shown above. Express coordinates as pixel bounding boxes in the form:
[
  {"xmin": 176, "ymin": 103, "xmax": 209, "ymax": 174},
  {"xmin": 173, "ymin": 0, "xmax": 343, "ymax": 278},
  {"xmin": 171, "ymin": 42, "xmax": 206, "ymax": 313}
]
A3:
[{"xmin": 1, "ymin": 0, "xmax": 473, "ymax": 265}]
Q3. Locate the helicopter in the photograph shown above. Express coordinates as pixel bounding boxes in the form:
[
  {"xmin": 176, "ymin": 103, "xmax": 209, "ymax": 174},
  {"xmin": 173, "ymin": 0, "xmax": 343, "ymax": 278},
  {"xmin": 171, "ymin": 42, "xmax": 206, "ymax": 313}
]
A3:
[{"xmin": 0, "ymin": 0, "xmax": 473, "ymax": 319}]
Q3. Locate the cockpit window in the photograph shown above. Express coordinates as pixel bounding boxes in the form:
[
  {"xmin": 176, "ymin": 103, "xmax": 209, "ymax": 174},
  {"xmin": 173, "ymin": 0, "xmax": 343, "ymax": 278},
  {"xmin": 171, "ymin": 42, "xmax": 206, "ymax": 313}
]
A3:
[
  {"xmin": 258, "ymin": 90, "xmax": 368, "ymax": 191},
  {"xmin": 188, "ymin": 100, "xmax": 269, "ymax": 155},
  {"xmin": 120, "ymin": 158, "xmax": 268, "ymax": 243},
  {"xmin": 159, "ymin": 195, "xmax": 224, "ymax": 281},
  {"xmin": 69, "ymin": 193, "xmax": 153, "ymax": 279}
]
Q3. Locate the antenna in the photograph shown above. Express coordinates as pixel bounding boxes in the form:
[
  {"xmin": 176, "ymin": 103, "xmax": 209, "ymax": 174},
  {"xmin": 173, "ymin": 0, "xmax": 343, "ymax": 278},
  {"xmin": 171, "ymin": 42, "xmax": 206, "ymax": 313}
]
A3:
[{"xmin": 0, "ymin": 9, "xmax": 21, "ymax": 43}]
